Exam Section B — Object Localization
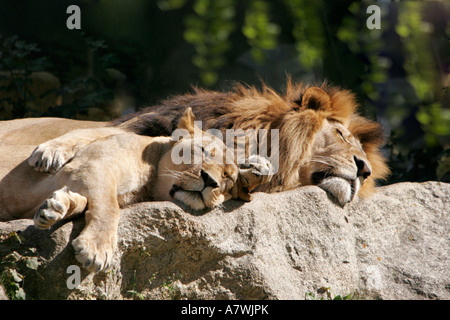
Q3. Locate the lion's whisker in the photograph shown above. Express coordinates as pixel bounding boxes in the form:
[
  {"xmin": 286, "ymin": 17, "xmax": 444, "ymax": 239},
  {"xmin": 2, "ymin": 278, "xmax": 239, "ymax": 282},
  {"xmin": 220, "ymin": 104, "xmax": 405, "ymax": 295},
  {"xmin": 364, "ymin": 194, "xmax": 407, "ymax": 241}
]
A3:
[
  {"xmin": 309, "ymin": 159, "xmax": 334, "ymax": 167},
  {"xmin": 311, "ymin": 155, "xmax": 339, "ymax": 163}
]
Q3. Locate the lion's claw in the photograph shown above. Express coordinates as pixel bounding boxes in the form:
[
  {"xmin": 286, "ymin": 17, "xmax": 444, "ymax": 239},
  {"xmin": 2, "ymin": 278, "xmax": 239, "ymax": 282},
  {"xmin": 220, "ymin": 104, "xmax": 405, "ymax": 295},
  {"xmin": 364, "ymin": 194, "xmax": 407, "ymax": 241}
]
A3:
[
  {"xmin": 72, "ymin": 233, "xmax": 116, "ymax": 273},
  {"xmin": 245, "ymin": 155, "xmax": 273, "ymax": 182},
  {"xmin": 238, "ymin": 155, "xmax": 274, "ymax": 191},
  {"xmin": 34, "ymin": 198, "xmax": 65, "ymax": 230},
  {"xmin": 28, "ymin": 143, "xmax": 73, "ymax": 174}
]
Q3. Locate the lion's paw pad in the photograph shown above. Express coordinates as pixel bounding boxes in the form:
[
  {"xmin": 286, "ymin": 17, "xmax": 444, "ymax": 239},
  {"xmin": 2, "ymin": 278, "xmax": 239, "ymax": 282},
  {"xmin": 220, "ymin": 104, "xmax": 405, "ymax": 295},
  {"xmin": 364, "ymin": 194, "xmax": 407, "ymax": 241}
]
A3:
[
  {"xmin": 72, "ymin": 236, "xmax": 115, "ymax": 273},
  {"xmin": 246, "ymin": 155, "xmax": 273, "ymax": 176},
  {"xmin": 28, "ymin": 143, "xmax": 71, "ymax": 174},
  {"xmin": 34, "ymin": 199, "xmax": 65, "ymax": 230}
]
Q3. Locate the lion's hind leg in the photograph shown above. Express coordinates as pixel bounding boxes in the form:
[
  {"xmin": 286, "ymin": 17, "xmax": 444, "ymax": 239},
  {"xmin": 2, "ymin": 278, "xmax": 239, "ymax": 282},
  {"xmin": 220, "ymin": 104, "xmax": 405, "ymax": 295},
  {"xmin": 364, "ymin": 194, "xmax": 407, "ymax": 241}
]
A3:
[{"xmin": 34, "ymin": 186, "xmax": 87, "ymax": 230}]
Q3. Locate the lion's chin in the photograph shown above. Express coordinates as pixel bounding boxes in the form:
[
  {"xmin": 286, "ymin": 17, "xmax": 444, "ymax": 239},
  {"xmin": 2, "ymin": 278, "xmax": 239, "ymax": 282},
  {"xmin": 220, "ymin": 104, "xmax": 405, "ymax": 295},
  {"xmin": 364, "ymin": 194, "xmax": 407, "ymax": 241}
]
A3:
[{"xmin": 318, "ymin": 176, "xmax": 360, "ymax": 206}]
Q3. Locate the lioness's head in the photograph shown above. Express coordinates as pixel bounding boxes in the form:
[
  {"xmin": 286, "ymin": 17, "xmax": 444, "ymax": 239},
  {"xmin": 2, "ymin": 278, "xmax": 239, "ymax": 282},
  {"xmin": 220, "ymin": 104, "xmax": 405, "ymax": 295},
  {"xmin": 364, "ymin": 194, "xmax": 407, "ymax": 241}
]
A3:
[{"xmin": 155, "ymin": 108, "xmax": 272, "ymax": 210}]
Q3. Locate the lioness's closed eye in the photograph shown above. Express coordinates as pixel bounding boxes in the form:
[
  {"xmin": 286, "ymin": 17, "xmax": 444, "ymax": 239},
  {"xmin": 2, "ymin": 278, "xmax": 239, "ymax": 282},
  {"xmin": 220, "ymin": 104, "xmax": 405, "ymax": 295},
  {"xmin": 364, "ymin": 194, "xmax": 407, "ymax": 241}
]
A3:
[{"xmin": 0, "ymin": 108, "xmax": 273, "ymax": 272}]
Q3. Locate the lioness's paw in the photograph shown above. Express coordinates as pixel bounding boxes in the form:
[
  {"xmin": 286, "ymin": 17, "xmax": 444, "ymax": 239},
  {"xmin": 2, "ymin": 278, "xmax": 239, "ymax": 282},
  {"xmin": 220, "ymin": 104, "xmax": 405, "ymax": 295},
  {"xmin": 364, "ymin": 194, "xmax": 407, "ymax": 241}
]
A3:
[
  {"xmin": 28, "ymin": 143, "xmax": 73, "ymax": 174},
  {"xmin": 72, "ymin": 232, "xmax": 116, "ymax": 273},
  {"xmin": 34, "ymin": 198, "xmax": 66, "ymax": 230}
]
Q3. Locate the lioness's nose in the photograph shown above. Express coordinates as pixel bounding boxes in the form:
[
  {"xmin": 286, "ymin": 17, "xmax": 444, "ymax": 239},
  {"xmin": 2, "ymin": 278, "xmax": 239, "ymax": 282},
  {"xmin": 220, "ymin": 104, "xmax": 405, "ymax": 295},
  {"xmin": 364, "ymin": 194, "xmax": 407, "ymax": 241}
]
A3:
[
  {"xmin": 201, "ymin": 169, "xmax": 219, "ymax": 188},
  {"xmin": 354, "ymin": 156, "xmax": 371, "ymax": 179}
]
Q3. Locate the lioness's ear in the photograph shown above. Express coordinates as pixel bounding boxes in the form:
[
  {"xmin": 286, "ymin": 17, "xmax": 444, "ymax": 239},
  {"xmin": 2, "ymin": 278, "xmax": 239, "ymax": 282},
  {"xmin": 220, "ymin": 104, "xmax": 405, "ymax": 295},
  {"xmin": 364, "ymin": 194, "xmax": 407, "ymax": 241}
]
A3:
[
  {"xmin": 177, "ymin": 107, "xmax": 196, "ymax": 135},
  {"xmin": 294, "ymin": 87, "xmax": 331, "ymax": 111}
]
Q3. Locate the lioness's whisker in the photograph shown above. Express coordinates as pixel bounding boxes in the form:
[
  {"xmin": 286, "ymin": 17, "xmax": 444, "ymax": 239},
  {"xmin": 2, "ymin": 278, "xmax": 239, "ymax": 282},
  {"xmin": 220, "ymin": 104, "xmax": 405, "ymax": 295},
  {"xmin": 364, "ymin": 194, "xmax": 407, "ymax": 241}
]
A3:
[{"xmin": 160, "ymin": 169, "xmax": 187, "ymax": 178}]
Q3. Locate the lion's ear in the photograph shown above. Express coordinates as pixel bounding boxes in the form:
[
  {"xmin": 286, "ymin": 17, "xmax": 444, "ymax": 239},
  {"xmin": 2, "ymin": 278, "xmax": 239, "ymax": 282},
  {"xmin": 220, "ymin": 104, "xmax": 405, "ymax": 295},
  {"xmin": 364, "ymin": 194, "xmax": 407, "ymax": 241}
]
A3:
[
  {"xmin": 295, "ymin": 87, "xmax": 331, "ymax": 111},
  {"xmin": 177, "ymin": 107, "xmax": 196, "ymax": 135}
]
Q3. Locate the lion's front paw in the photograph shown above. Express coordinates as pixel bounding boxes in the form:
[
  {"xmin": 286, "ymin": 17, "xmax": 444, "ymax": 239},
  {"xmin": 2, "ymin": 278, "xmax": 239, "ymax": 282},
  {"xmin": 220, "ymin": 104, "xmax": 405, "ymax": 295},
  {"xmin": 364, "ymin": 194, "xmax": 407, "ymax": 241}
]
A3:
[
  {"xmin": 243, "ymin": 155, "xmax": 273, "ymax": 184},
  {"xmin": 27, "ymin": 142, "xmax": 73, "ymax": 174},
  {"xmin": 34, "ymin": 198, "xmax": 66, "ymax": 230},
  {"xmin": 72, "ymin": 231, "xmax": 116, "ymax": 273}
]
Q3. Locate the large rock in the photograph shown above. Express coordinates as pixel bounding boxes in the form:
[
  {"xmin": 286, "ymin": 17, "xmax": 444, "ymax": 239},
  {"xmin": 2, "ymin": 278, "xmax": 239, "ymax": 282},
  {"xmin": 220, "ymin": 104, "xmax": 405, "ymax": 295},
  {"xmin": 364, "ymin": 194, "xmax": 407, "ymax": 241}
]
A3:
[{"xmin": 0, "ymin": 181, "xmax": 448, "ymax": 300}]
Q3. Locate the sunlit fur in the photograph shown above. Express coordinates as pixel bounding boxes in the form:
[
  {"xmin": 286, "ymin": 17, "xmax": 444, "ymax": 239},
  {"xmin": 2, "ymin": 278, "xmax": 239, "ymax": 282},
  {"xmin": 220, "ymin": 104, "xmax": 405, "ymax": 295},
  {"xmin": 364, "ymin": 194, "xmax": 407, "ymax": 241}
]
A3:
[
  {"xmin": 116, "ymin": 78, "xmax": 390, "ymax": 204},
  {"xmin": 0, "ymin": 77, "xmax": 390, "ymax": 206},
  {"xmin": 0, "ymin": 108, "xmax": 273, "ymax": 272}
]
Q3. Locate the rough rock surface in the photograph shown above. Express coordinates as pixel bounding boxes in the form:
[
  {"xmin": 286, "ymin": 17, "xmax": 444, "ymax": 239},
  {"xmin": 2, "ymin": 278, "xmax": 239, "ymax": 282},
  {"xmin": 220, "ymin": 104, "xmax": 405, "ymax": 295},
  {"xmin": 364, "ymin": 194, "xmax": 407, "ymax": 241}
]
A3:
[{"xmin": 0, "ymin": 181, "xmax": 448, "ymax": 300}]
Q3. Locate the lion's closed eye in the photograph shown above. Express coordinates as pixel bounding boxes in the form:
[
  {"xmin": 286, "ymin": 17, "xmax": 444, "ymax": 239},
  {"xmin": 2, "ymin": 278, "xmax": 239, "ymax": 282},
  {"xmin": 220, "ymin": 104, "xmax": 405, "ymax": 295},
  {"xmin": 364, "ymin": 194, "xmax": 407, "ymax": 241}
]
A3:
[{"xmin": 336, "ymin": 129, "xmax": 346, "ymax": 142}]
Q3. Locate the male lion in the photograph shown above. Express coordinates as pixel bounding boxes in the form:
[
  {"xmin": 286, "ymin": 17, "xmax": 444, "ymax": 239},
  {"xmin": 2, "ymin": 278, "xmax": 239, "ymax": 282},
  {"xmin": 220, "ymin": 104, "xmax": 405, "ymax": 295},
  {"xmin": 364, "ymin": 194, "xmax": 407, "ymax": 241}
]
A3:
[
  {"xmin": 1, "ymin": 79, "xmax": 389, "ymax": 206},
  {"xmin": 0, "ymin": 108, "xmax": 273, "ymax": 272}
]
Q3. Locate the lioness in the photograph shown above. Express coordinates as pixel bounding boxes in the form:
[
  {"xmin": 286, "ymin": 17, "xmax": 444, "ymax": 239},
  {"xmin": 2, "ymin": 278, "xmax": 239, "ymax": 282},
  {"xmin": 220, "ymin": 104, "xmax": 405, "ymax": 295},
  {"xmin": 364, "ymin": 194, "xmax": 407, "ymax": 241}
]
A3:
[
  {"xmin": 5, "ymin": 80, "xmax": 389, "ymax": 206},
  {"xmin": 0, "ymin": 108, "xmax": 272, "ymax": 272}
]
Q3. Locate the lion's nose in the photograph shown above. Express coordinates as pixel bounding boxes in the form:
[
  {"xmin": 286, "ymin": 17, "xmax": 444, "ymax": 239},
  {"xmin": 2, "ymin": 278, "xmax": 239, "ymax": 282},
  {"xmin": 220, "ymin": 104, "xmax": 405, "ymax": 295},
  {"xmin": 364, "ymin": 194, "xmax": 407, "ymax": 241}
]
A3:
[
  {"xmin": 201, "ymin": 169, "xmax": 219, "ymax": 188},
  {"xmin": 354, "ymin": 156, "xmax": 371, "ymax": 179}
]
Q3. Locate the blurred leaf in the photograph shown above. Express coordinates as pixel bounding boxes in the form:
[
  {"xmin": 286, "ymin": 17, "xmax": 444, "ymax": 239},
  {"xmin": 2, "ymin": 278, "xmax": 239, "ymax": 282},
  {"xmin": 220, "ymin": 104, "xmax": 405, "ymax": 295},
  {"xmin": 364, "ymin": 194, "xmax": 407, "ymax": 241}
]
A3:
[
  {"xmin": 193, "ymin": 0, "xmax": 209, "ymax": 16},
  {"xmin": 242, "ymin": 0, "xmax": 280, "ymax": 63},
  {"xmin": 157, "ymin": 0, "xmax": 186, "ymax": 11},
  {"xmin": 200, "ymin": 70, "xmax": 218, "ymax": 86},
  {"xmin": 183, "ymin": 0, "xmax": 236, "ymax": 86}
]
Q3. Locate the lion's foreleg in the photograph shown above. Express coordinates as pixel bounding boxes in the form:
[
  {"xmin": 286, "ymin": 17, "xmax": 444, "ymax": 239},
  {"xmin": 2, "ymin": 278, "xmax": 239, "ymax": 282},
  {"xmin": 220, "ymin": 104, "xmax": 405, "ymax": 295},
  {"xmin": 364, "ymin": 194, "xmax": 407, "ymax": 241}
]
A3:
[
  {"xmin": 34, "ymin": 186, "xmax": 87, "ymax": 230},
  {"xmin": 71, "ymin": 191, "xmax": 120, "ymax": 273},
  {"xmin": 28, "ymin": 127, "xmax": 124, "ymax": 174}
]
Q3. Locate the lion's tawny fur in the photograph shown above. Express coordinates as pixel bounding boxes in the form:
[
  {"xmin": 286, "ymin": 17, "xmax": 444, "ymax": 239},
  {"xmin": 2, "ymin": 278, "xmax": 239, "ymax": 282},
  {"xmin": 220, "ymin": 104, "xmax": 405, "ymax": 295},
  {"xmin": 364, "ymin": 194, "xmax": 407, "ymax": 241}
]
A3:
[
  {"xmin": 116, "ymin": 80, "xmax": 390, "ymax": 195},
  {"xmin": 0, "ymin": 78, "xmax": 390, "ymax": 202}
]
